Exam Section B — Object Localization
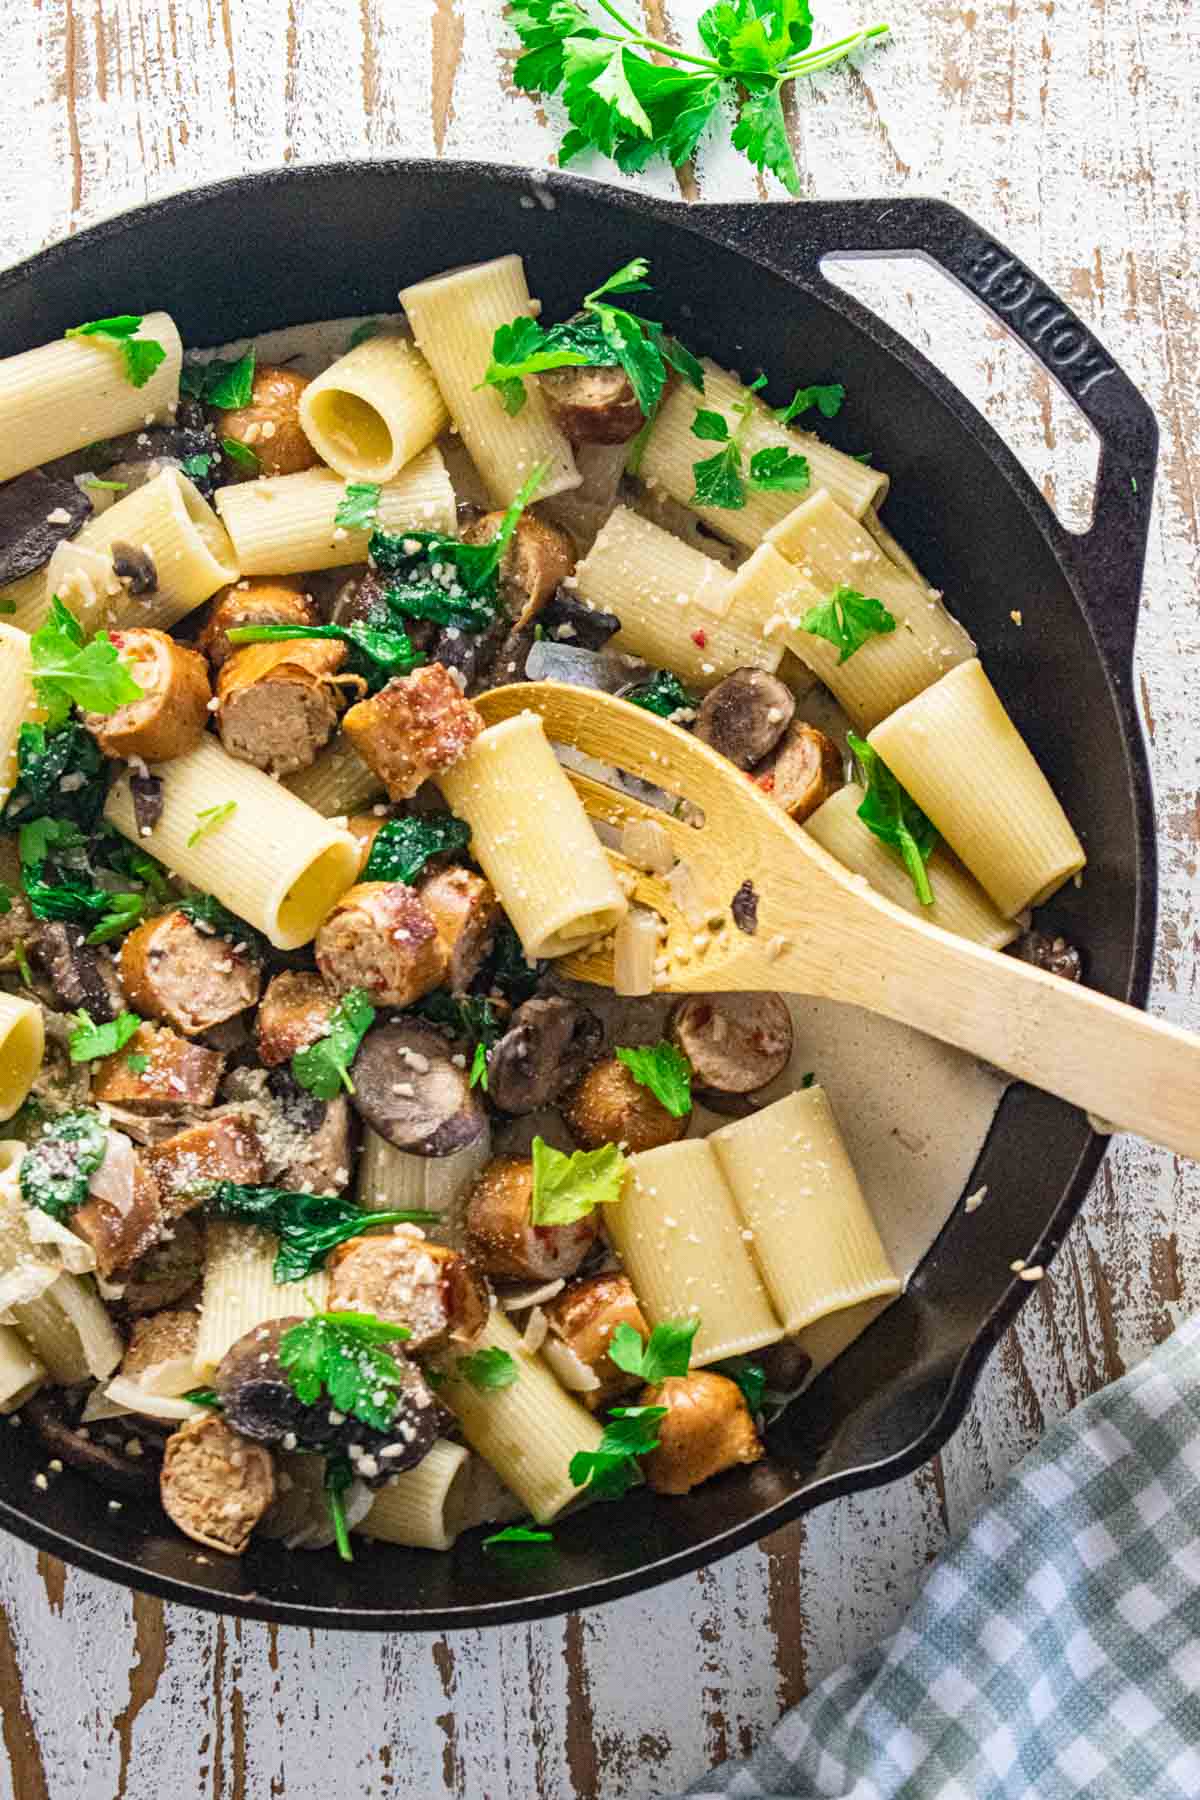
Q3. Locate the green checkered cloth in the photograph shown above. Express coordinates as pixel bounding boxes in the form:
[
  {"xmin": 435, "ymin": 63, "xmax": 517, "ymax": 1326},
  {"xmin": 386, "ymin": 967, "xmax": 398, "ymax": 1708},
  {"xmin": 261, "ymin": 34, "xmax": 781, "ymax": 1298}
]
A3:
[{"xmin": 678, "ymin": 1315, "xmax": 1200, "ymax": 1799}]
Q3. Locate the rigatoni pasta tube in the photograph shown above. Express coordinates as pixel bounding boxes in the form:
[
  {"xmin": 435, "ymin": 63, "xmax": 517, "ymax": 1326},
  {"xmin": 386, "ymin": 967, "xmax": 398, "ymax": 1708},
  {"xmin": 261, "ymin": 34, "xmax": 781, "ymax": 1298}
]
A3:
[
  {"xmin": 399, "ymin": 256, "xmax": 579, "ymax": 505},
  {"xmin": 5, "ymin": 469, "xmax": 238, "ymax": 636},
  {"xmin": 606, "ymin": 1140, "xmax": 782, "ymax": 1365},
  {"xmin": 436, "ymin": 1310, "xmax": 602, "ymax": 1523},
  {"xmin": 0, "ymin": 624, "xmax": 33, "ymax": 815},
  {"xmin": 214, "ymin": 450, "xmax": 455, "ymax": 576},
  {"xmin": 640, "ymin": 359, "xmax": 886, "ymax": 547},
  {"xmin": 298, "ymin": 333, "xmax": 449, "ymax": 482},
  {"xmin": 11, "ymin": 1273, "xmax": 124, "ymax": 1383},
  {"xmin": 0, "ymin": 995, "xmax": 44, "ymax": 1122},
  {"xmin": 285, "ymin": 737, "xmax": 384, "ymax": 816},
  {"xmin": 0, "ymin": 1325, "xmax": 44, "ymax": 1413},
  {"xmin": 438, "ymin": 712, "xmax": 627, "ymax": 959},
  {"xmin": 361, "ymin": 1439, "xmax": 472, "ymax": 1551},
  {"xmin": 710, "ymin": 1088, "xmax": 900, "ymax": 1335},
  {"xmin": 804, "ymin": 784, "xmax": 1019, "ymax": 951},
  {"xmin": 193, "ymin": 1222, "xmax": 329, "ymax": 1377},
  {"xmin": 357, "ymin": 1125, "xmax": 491, "ymax": 1220},
  {"xmin": 573, "ymin": 508, "xmax": 783, "ymax": 687},
  {"xmin": 868, "ymin": 658, "xmax": 1086, "ymax": 916},
  {"xmin": 105, "ymin": 736, "xmax": 359, "ymax": 949},
  {"xmin": 766, "ymin": 488, "xmax": 975, "ymax": 730},
  {"xmin": 0, "ymin": 311, "xmax": 182, "ymax": 484}
]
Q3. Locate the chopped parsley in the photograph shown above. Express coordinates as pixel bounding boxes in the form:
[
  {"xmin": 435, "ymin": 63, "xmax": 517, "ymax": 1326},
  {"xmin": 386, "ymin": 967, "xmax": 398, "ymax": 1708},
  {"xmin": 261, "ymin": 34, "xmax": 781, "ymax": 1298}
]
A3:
[
  {"xmin": 64, "ymin": 315, "xmax": 167, "ymax": 389},
  {"xmin": 335, "ymin": 482, "xmax": 383, "ymax": 531},
  {"xmin": 277, "ymin": 1310, "xmax": 413, "ymax": 1431},
  {"xmin": 205, "ymin": 1183, "xmax": 436, "ymax": 1284},
  {"xmin": 126, "ymin": 1052, "xmax": 150, "ymax": 1074},
  {"xmin": 690, "ymin": 380, "xmax": 809, "ymax": 510},
  {"xmin": 529, "ymin": 1136, "xmax": 626, "ymax": 1226},
  {"xmin": 624, "ymin": 669, "xmax": 695, "ymax": 718},
  {"xmin": 182, "ymin": 1387, "xmax": 222, "ymax": 1410},
  {"xmin": 847, "ymin": 733, "xmax": 939, "ymax": 907},
  {"xmin": 347, "ymin": 320, "xmax": 382, "ymax": 351},
  {"xmin": 221, "ymin": 436, "xmax": 261, "ymax": 475},
  {"xmin": 800, "ymin": 586, "xmax": 896, "ymax": 664},
  {"xmin": 482, "ymin": 1524, "xmax": 553, "ymax": 1552},
  {"xmin": 29, "ymin": 597, "xmax": 141, "ymax": 729},
  {"xmin": 180, "ymin": 450, "xmax": 216, "ymax": 480},
  {"xmin": 469, "ymin": 1040, "xmax": 489, "ymax": 1091},
  {"xmin": 361, "ymin": 813, "xmax": 471, "ymax": 885},
  {"xmin": 68, "ymin": 1009, "xmax": 143, "ymax": 1063},
  {"xmin": 609, "ymin": 1316, "xmax": 699, "ymax": 1382},
  {"xmin": 325, "ymin": 1455, "xmax": 356, "ymax": 1562},
  {"xmin": 180, "ymin": 349, "xmax": 256, "ymax": 410},
  {"xmin": 614, "ymin": 1042, "xmax": 692, "ymax": 1117},
  {"xmin": 290, "ymin": 987, "xmax": 375, "ymax": 1100},
  {"xmin": 456, "ymin": 1347, "xmax": 519, "ymax": 1391},
  {"xmin": 19, "ymin": 1109, "xmax": 108, "ymax": 1219},
  {"xmin": 186, "ymin": 802, "xmax": 237, "ymax": 847},
  {"xmin": 568, "ymin": 1404, "xmax": 666, "ymax": 1499},
  {"xmin": 717, "ymin": 1356, "xmax": 767, "ymax": 1415},
  {"xmin": 773, "ymin": 383, "xmax": 845, "ymax": 424}
]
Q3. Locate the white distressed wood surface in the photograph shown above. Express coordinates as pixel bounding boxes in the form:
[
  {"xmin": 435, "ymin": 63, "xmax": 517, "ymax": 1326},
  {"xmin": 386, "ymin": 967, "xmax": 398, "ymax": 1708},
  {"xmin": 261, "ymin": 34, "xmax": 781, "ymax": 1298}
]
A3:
[{"xmin": 1, "ymin": 2, "xmax": 1197, "ymax": 1794}]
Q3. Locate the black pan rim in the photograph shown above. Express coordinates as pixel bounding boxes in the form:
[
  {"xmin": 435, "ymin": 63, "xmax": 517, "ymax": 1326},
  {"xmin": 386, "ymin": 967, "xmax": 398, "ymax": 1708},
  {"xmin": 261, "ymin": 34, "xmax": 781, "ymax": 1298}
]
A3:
[{"xmin": 0, "ymin": 159, "xmax": 1159, "ymax": 1630}]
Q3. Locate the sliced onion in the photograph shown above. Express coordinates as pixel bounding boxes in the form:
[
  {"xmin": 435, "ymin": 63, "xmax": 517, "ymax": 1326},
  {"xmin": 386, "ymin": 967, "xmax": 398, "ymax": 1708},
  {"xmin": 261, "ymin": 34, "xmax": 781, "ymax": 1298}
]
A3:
[
  {"xmin": 667, "ymin": 859, "xmax": 723, "ymax": 930},
  {"xmin": 613, "ymin": 904, "xmax": 659, "ymax": 997},
  {"xmin": 498, "ymin": 1277, "xmax": 564, "ymax": 1312},
  {"xmin": 620, "ymin": 818, "xmax": 675, "ymax": 875},
  {"xmin": 103, "ymin": 1377, "xmax": 204, "ymax": 1423},
  {"xmin": 137, "ymin": 1354, "xmax": 203, "ymax": 1399},
  {"xmin": 521, "ymin": 1305, "xmax": 548, "ymax": 1354},
  {"xmin": 541, "ymin": 1335, "xmax": 601, "ymax": 1393},
  {"xmin": 24, "ymin": 1209, "xmax": 97, "ymax": 1274}
]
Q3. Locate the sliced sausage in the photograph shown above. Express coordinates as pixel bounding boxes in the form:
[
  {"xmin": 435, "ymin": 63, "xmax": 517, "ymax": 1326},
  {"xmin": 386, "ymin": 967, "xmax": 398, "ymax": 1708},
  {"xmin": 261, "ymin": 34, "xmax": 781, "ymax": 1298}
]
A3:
[
  {"xmin": 29, "ymin": 922, "xmax": 125, "ymax": 1024},
  {"xmin": 255, "ymin": 969, "xmax": 336, "ymax": 1067},
  {"xmin": 197, "ymin": 579, "xmax": 316, "ymax": 670},
  {"xmin": 486, "ymin": 997, "xmax": 604, "ymax": 1116},
  {"xmin": 25, "ymin": 1389, "xmax": 162, "ymax": 1496},
  {"xmin": 670, "ymin": 993, "xmax": 793, "ymax": 1095},
  {"xmin": 71, "ymin": 1148, "xmax": 163, "ymax": 1279},
  {"xmin": 752, "ymin": 721, "xmax": 842, "ymax": 823},
  {"xmin": 84, "ymin": 628, "xmax": 211, "ymax": 763},
  {"xmin": 542, "ymin": 1273, "xmax": 649, "ymax": 1411},
  {"xmin": 460, "ymin": 510, "xmax": 575, "ymax": 628},
  {"xmin": 327, "ymin": 1226, "xmax": 489, "ymax": 1353},
  {"xmin": 562, "ymin": 1054, "xmax": 688, "ymax": 1153},
  {"xmin": 538, "ymin": 361, "xmax": 642, "ymax": 445},
  {"xmin": 121, "ymin": 1308, "xmax": 200, "ymax": 1382},
  {"xmin": 275, "ymin": 1089, "xmax": 354, "ymax": 1195},
  {"xmin": 539, "ymin": 590, "xmax": 621, "ymax": 650},
  {"xmin": 215, "ymin": 1316, "xmax": 439, "ymax": 1479},
  {"xmin": 214, "ymin": 364, "xmax": 319, "ymax": 479},
  {"xmin": 350, "ymin": 1021, "xmax": 487, "ymax": 1156},
  {"xmin": 217, "ymin": 638, "xmax": 347, "ymax": 778},
  {"xmin": 145, "ymin": 1111, "xmax": 266, "ymax": 1216},
  {"xmin": 315, "ymin": 881, "xmax": 447, "ymax": 1007},
  {"xmin": 91, "ymin": 1024, "xmax": 225, "ymax": 1112},
  {"xmin": 1013, "ymin": 930, "xmax": 1083, "ymax": 982},
  {"xmin": 342, "ymin": 664, "xmax": 486, "ymax": 802},
  {"xmin": 694, "ymin": 670, "xmax": 795, "ymax": 771},
  {"xmin": 465, "ymin": 1155, "xmax": 599, "ymax": 1282},
  {"xmin": 120, "ymin": 1214, "xmax": 205, "ymax": 1313},
  {"xmin": 639, "ymin": 1372, "xmax": 763, "ymax": 1495},
  {"xmin": 119, "ymin": 908, "xmax": 261, "ymax": 1037},
  {"xmin": 0, "ymin": 469, "xmax": 91, "ymax": 585},
  {"xmin": 160, "ymin": 1412, "xmax": 276, "ymax": 1554},
  {"xmin": 415, "ymin": 866, "xmax": 500, "ymax": 992}
]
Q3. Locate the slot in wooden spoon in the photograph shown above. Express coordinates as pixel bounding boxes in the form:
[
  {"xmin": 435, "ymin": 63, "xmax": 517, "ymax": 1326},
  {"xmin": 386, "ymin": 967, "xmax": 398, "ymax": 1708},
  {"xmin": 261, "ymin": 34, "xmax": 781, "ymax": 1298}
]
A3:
[{"xmin": 476, "ymin": 681, "xmax": 1200, "ymax": 1159}]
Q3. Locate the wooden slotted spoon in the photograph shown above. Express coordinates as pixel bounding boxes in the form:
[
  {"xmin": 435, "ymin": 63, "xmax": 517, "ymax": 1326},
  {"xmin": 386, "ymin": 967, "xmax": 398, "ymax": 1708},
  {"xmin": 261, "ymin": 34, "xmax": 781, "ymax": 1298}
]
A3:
[{"xmin": 476, "ymin": 681, "xmax": 1200, "ymax": 1159}]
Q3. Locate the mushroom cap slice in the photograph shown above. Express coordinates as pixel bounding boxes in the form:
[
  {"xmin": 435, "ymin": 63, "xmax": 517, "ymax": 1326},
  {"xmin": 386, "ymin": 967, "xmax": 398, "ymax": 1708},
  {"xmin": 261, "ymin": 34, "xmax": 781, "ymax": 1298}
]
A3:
[{"xmin": 350, "ymin": 1021, "xmax": 488, "ymax": 1156}]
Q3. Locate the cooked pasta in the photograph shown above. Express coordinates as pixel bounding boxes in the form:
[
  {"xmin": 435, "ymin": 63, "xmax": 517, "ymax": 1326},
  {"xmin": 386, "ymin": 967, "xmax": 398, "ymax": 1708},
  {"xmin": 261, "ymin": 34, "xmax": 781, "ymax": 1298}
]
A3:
[
  {"xmin": 357, "ymin": 1125, "xmax": 491, "ymax": 1220},
  {"xmin": 105, "ymin": 737, "xmax": 360, "ymax": 948},
  {"xmin": 0, "ymin": 311, "xmax": 182, "ymax": 485},
  {"xmin": 213, "ymin": 450, "xmax": 455, "ymax": 576},
  {"xmin": 360, "ymin": 1438, "xmax": 472, "ymax": 1551},
  {"xmin": 606, "ymin": 1140, "xmax": 783, "ymax": 1365},
  {"xmin": 11, "ymin": 1273, "xmax": 124, "ymax": 1383},
  {"xmin": 867, "ymin": 658, "xmax": 1087, "ymax": 916},
  {"xmin": 399, "ymin": 255, "xmax": 579, "ymax": 506},
  {"xmin": 0, "ymin": 995, "xmax": 44, "ymax": 1121},
  {"xmin": 0, "ymin": 624, "xmax": 33, "ymax": 812},
  {"xmin": 283, "ymin": 738, "xmax": 384, "ymax": 816},
  {"xmin": 437, "ymin": 712, "xmax": 627, "ymax": 958},
  {"xmin": 297, "ymin": 332, "xmax": 449, "ymax": 482},
  {"xmin": 0, "ymin": 1325, "xmax": 45, "ymax": 1413},
  {"xmin": 193, "ymin": 1222, "xmax": 330, "ymax": 1377}
]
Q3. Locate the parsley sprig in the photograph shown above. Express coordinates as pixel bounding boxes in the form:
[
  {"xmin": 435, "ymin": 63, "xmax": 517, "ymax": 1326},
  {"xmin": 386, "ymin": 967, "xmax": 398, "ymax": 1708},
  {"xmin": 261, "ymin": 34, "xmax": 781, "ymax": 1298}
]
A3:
[
  {"xmin": 614, "ymin": 1042, "xmax": 692, "ymax": 1117},
  {"xmin": 609, "ymin": 1316, "xmax": 699, "ymax": 1381},
  {"xmin": 691, "ymin": 378, "xmax": 810, "ymax": 510},
  {"xmin": 29, "ymin": 598, "xmax": 141, "ymax": 729},
  {"xmin": 278, "ymin": 1310, "xmax": 413, "ymax": 1431},
  {"xmin": 847, "ymin": 733, "xmax": 938, "ymax": 906},
  {"xmin": 64, "ymin": 315, "xmax": 167, "ymax": 389},
  {"xmin": 179, "ymin": 350, "xmax": 256, "ymax": 409},
  {"xmin": 800, "ymin": 585, "xmax": 896, "ymax": 664},
  {"xmin": 509, "ymin": 1, "xmax": 888, "ymax": 196},
  {"xmin": 569, "ymin": 1404, "xmax": 666, "ymax": 1499},
  {"xmin": 68, "ymin": 1009, "xmax": 143, "ymax": 1064},
  {"xmin": 291, "ymin": 987, "xmax": 376, "ymax": 1101},
  {"xmin": 530, "ymin": 1136, "xmax": 627, "ymax": 1225}
]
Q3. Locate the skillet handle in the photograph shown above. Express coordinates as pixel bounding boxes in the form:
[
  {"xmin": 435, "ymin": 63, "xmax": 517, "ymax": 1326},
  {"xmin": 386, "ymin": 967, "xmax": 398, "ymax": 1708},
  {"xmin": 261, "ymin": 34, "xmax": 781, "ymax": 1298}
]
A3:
[{"xmin": 689, "ymin": 197, "xmax": 1158, "ymax": 676}]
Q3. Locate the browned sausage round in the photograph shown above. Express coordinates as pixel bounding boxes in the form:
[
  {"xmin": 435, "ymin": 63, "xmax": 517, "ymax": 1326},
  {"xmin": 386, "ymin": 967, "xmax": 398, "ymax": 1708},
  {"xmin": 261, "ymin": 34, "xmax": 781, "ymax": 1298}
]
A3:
[
  {"xmin": 416, "ymin": 866, "xmax": 500, "ymax": 992},
  {"xmin": 217, "ymin": 638, "xmax": 347, "ymax": 777},
  {"xmin": 84, "ymin": 628, "xmax": 211, "ymax": 762},
  {"xmin": 459, "ymin": 509, "xmax": 575, "ymax": 627},
  {"xmin": 120, "ymin": 1215, "xmax": 205, "ymax": 1314},
  {"xmin": 670, "ymin": 993, "xmax": 793, "ymax": 1095},
  {"xmin": 693, "ymin": 669, "xmax": 796, "ymax": 771},
  {"xmin": 145, "ymin": 1112, "xmax": 266, "ymax": 1217},
  {"xmin": 255, "ymin": 969, "xmax": 336, "ymax": 1067},
  {"xmin": 639, "ymin": 1371, "xmax": 762, "ymax": 1495},
  {"xmin": 120, "ymin": 1308, "xmax": 200, "ymax": 1381},
  {"xmin": 538, "ymin": 361, "xmax": 643, "ymax": 444},
  {"xmin": 316, "ymin": 881, "xmax": 448, "ymax": 1007},
  {"xmin": 562, "ymin": 1055, "xmax": 688, "ymax": 1153},
  {"xmin": 214, "ymin": 364, "xmax": 319, "ymax": 478},
  {"xmin": 465, "ymin": 1155, "xmax": 599, "ymax": 1282},
  {"xmin": 120, "ymin": 908, "xmax": 261, "ymax": 1037},
  {"xmin": 198, "ymin": 579, "xmax": 316, "ymax": 670},
  {"xmin": 752, "ymin": 721, "xmax": 842, "ymax": 823},
  {"xmin": 71, "ymin": 1148, "xmax": 163, "ymax": 1279},
  {"xmin": 327, "ymin": 1226, "xmax": 489, "ymax": 1353},
  {"xmin": 342, "ymin": 665, "xmax": 486, "ymax": 801},
  {"xmin": 542, "ymin": 1273, "xmax": 649, "ymax": 1411},
  {"xmin": 160, "ymin": 1412, "xmax": 276, "ymax": 1554},
  {"xmin": 91, "ymin": 1023, "xmax": 225, "ymax": 1112}
]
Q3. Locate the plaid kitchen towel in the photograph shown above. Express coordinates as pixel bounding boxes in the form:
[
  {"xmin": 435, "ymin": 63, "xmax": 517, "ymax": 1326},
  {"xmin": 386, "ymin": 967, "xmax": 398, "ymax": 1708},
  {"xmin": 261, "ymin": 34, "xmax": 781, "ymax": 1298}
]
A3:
[{"xmin": 677, "ymin": 1314, "xmax": 1200, "ymax": 1800}]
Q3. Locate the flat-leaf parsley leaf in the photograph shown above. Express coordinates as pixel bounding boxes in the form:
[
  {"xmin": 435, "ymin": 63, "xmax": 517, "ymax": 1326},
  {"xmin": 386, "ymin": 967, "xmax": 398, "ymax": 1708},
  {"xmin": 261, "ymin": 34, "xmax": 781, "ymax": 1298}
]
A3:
[
  {"xmin": 568, "ymin": 1404, "xmax": 666, "ymax": 1499},
  {"xmin": 800, "ymin": 585, "xmax": 896, "ymax": 664},
  {"xmin": 530, "ymin": 1136, "xmax": 627, "ymax": 1226},
  {"xmin": 614, "ymin": 1042, "xmax": 692, "ymax": 1117},
  {"xmin": 291, "ymin": 987, "xmax": 376, "ymax": 1100},
  {"xmin": 609, "ymin": 1316, "xmax": 699, "ymax": 1382},
  {"xmin": 278, "ymin": 1310, "xmax": 413, "ymax": 1431},
  {"xmin": 64, "ymin": 315, "xmax": 167, "ymax": 389},
  {"xmin": 847, "ymin": 732, "xmax": 939, "ymax": 907}
]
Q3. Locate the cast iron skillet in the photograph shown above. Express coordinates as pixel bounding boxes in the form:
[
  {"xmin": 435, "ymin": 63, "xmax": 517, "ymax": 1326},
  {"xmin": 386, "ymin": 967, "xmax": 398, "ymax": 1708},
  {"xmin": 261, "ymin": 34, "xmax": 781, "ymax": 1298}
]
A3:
[{"xmin": 0, "ymin": 162, "xmax": 1158, "ymax": 1630}]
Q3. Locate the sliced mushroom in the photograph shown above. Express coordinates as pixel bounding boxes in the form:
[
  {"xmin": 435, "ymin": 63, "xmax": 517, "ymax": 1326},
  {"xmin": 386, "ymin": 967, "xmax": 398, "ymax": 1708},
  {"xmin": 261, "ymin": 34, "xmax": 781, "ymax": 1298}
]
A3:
[
  {"xmin": 538, "ymin": 361, "xmax": 643, "ymax": 445},
  {"xmin": 486, "ymin": 997, "xmax": 604, "ymax": 1116},
  {"xmin": 542, "ymin": 1273, "xmax": 649, "ymax": 1411},
  {"xmin": 342, "ymin": 664, "xmax": 486, "ymax": 802},
  {"xmin": 28, "ymin": 922, "xmax": 125, "ymax": 1024},
  {"xmin": 276, "ymin": 1089, "xmax": 354, "ymax": 1196},
  {"xmin": 217, "ymin": 638, "xmax": 347, "ymax": 778},
  {"xmin": 752, "ymin": 721, "xmax": 842, "ymax": 823},
  {"xmin": 562, "ymin": 1054, "xmax": 688, "ymax": 1153},
  {"xmin": 120, "ymin": 1215, "xmax": 205, "ymax": 1313},
  {"xmin": 331, "ymin": 568, "xmax": 391, "ymax": 628},
  {"xmin": 755, "ymin": 1337, "xmax": 813, "ymax": 1394},
  {"xmin": 110, "ymin": 540, "xmax": 157, "ymax": 595},
  {"xmin": 160, "ymin": 1412, "xmax": 276, "ymax": 1554},
  {"xmin": 214, "ymin": 1316, "xmax": 439, "ymax": 1479},
  {"xmin": 90, "ymin": 1024, "xmax": 225, "ymax": 1113},
  {"xmin": 350, "ymin": 1021, "xmax": 487, "ymax": 1156},
  {"xmin": 214, "ymin": 364, "xmax": 319, "ymax": 478},
  {"xmin": 145, "ymin": 1111, "xmax": 266, "ymax": 1217},
  {"xmin": 416, "ymin": 866, "xmax": 500, "ymax": 993},
  {"xmin": 315, "ymin": 881, "xmax": 448, "ymax": 1007},
  {"xmin": 465, "ymin": 1156, "xmax": 600, "ymax": 1282},
  {"xmin": 84, "ymin": 628, "xmax": 212, "ymax": 763},
  {"xmin": 129, "ymin": 773, "xmax": 164, "ymax": 835},
  {"xmin": 638, "ymin": 1372, "xmax": 763, "ymax": 1495},
  {"xmin": 460, "ymin": 509, "xmax": 575, "ymax": 627},
  {"xmin": 119, "ymin": 908, "xmax": 261, "ymax": 1037},
  {"xmin": 1013, "ymin": 930, "xmax": 1083, "ymax": 982},
  {"xmin": 75, "ymin": 420, "xmax": 222, "ymax": 498},
  {"xmin": 670, "ymin": 993, "xmax": 793, "ymax": 1095},
  {"xmin": 197, "ymin": 579, "xmax": 317, "ymax": 670},
  {"xmin": 0, "ymin": 469, "xmax": 91, "ymax": 585},
  {"xmin": 255, "ymin": 969, "xmax": 335, "ymax": 1067},
  {"xmin": 327, "ymin": 1226, "xmax": 489, "ymax": 1353},
  {"xmin": 25, "ymin": 1388, "xmax": 163, "ymax": 1495},
  {"xmin": 693, "ymin": 670, "xmax": 796, "ymax": 771},
  {"xmin": 539, "ymin": 590, "xmax": 621, "ymax": 651}
]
